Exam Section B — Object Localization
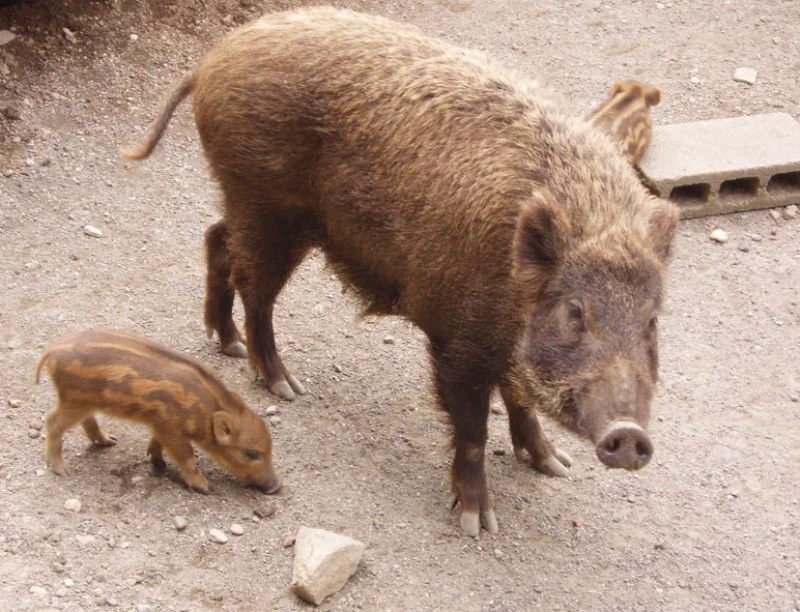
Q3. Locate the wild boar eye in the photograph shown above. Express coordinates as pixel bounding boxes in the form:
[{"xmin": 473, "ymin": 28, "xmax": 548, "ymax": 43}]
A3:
[
  {"xmin": 244, "ymin": 449, "xmax": 261, "ymax": 461},
  {"xmin": 566, "ymin": 300, "xmax": 584, "ymax": 327}
]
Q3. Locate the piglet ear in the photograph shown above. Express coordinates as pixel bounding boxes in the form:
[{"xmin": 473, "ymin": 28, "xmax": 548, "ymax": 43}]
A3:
[
  {"xmin": 212, "ymin": 412, "xmax": 236, "ymax": 446},
  {"xmin": 514, "ymin": 191, "xmax": 569, "ymax": 283},
  {"xmin": 644, "ymin": 86, "xmax": 661, "ymax": 107},
  {"xmin": 611, "ymin": 81, "xmax": 625, "ymax": 96},
  {"xmin": 646, "ymin": 197, "xmax": 679, "ymax": 262}
]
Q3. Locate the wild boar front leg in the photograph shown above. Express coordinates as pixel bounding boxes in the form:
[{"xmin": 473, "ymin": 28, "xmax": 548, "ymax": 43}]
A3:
[
  {"xmin": 229, "ymin": 210, "xmax": 310, "ymax": 401},
  {"xmin": 432, "ymin": 347, "xmax": 498, "ymax": 537},
  {"xmin": 498, "ymin": 381, "xmax": 573, "ymax": 477},
  {"xmin": 204, "ymin": 221, "xmax": 247, "ymax": 358}
]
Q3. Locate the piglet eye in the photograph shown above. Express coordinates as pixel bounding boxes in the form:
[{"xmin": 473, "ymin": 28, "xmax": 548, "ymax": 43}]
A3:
[
  {"xmin": 244, "ymin": 449, "xmax": 261, "ymax": 461},
  {"xmin": 567, "ymin": 300, "xmax": 584, "ymax": 326}
]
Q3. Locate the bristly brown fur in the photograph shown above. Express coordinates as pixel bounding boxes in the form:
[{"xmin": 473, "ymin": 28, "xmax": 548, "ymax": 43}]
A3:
[{"xmin": 123, "ymin": 7, "xmax": 679, "ymax": 534}]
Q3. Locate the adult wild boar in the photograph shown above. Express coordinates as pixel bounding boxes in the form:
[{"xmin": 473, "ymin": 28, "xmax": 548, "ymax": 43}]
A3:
[{"xmin": 124, "ymin": 7, "xmax": 679, "ymax": 536}]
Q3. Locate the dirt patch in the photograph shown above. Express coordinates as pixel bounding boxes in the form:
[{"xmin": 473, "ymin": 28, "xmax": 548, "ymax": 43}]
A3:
[{"xmin": 1, "ymin": 1, "xmax": 799, "ymax": 610}]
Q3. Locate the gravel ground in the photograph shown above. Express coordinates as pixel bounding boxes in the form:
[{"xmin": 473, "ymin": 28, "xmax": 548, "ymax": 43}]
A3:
[{"xmin": 1, "ymin": 1, "xmax": 799, "ymax": 610}]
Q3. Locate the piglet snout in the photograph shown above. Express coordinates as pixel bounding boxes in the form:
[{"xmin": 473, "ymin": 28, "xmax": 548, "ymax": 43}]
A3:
[{"xmin": 596, "ymin": 421, "xmax": 653, "ymax": 470}]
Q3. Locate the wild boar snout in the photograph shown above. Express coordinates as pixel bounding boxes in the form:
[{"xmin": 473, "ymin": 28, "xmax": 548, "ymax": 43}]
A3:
[{"xmin": 596, "ymin": 421, "xmax": 653, "ymax": 470}]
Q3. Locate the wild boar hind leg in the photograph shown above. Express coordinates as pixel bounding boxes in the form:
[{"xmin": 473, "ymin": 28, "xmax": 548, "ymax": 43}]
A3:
[
  {"xmin": 227, "ymin": 206, "xmax": 313, "ymax": 401},
  {"xmin": 498, "ymin": 381, "xmax": 573, "ymax": 477},
  {"xmin": 431, "ymin": 347, "xmax": 499, "ymax": 537},
  {"xmin": 204, "ymin": 220, "xmax": 247, "ymax": 358}
]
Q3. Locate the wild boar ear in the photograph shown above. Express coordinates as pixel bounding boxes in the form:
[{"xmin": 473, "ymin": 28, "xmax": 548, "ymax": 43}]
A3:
[
  {"xmin": 212, "ymin": 412, "xmax": 236, "ymax": 446},
  {"xmin": 646, "ymin": 198, "xmax": 679, "ymax": 262},
  {"xmin": 645, "ymin": 86, "xmax": 661, "ymax": 107},
  {"xmin": 514, "ymin": 191, "xmax": 569, "ymax": 279}
]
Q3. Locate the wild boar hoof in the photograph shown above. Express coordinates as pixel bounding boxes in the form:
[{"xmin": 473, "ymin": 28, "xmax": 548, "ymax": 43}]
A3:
[
  {"xmin": 50, "ymin": 463, "xmax": 68, "ymax": 476},
  {"xmin": 94, "ymin": 435, "xmax": 118, "ymax": 447},
  {"xmin": 286, "ymin": 374, "xmax": 306, "ymax": 396},
  {"xmin": 222, "ymin": 340, "xmax": 248, "ymax": 359},
  {"xmin": 269, "ymin": 379, "xmax": 297, "ymax": 401},
  {"xmin": 536, "ymin": 453, "xmax": 572, "ymax": 477},
  {"xmin": 460, "ymin": 509, "xmax": 499, "ymax": 537}
]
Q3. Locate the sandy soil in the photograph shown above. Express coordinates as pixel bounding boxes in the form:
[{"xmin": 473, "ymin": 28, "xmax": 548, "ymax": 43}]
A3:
[{"xmin": 1, "ymin": 1, "xmax": 799, "ymax": 610}]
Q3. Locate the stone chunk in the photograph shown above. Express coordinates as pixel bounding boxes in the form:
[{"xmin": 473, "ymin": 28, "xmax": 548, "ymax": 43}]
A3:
[
  {"xmin": 733, "ymin": 67, "xmax": 757, "ymax": 85},
  {"xmin": 291, "ymin": 527, "xmax": 365, "ymax": 605}
]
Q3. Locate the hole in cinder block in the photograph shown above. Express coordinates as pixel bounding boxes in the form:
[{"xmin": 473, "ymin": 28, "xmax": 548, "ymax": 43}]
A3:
[
  {"xmin": 669, "ymin": 183, "xmax": 711, "ymax": 206},
  {"xmin": 767, "ymin": 171, "xmax": 800, "ymax": 194},
  {"xmin": 719, "ymin": 177, "xmax": 759, "ymax": 202}
]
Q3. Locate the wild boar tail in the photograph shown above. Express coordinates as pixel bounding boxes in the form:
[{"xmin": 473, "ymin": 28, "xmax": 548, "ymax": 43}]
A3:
[
  {"xmin": 35, "ymin": 352, "xmax": 51, "ymax": 384},
  {"xmin": 121, "ymin": 70, "xmax": 197, "ymax": 161}
]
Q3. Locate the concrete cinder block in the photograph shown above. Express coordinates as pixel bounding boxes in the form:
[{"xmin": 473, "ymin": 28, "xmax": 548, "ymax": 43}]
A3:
[{"xmin": 638, "ymin": 112, "xmax": 800, "ymax": 219}]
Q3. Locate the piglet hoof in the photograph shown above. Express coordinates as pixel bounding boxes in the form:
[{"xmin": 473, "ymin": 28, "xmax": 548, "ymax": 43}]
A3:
[
  {"xmin": 269, "ymin": 379, "xmax": 296, "ymax": 401},
  {"xmin": 150, "ymin": 458, "xmax": 167, "ymax": 473},
  {"xmin": 535, "ymin": 448, "xmax": 573, "ymax": 478},
  {"xmin": 286, "ymin": 374, "xmax": 306, "ymax": 396},
  {"xmin": 222, "ymin": 340, "xmax": 248, "ymax": 359},
  {"xmin": 50, "ymin": 463, "xmax": 68, "ymax": 477},
  {"xmin": 94, "ymin": 435, "xmax": 118, "ymax": 448}
]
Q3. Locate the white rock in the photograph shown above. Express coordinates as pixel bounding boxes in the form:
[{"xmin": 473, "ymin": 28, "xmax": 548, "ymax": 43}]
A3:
[
  {"xmin": 8, "ymin": 398, "xmax": 20, "ymax": 408},
  {"xmin": 0, "ymin": 30, "xmax": 16, "ymax": 46},
  {"xmin": 63, "ymin": 28, "xmax": 77, "ymax": 44},
  {"xmin": 209, "ymin": 528, "xmax": 228, "ymax": 544},
  {"xmin": 230, "ymin": 523, "xmax": 244, "ymax": 536},
  {"xmin": 784, "ymin": 204, "xmax": 797, "ymax": 220},
  {"xmin": 130, "ymin": 33, "xmax": 139, "ymax": 42},
  {"xmin": 136, "ymin": 605, "xmax": 152, "ymax": 612},
  {"xmin": 769, "ymin": 209, "xmax": 782, "ymax": 221},
  {"xmin": 733, "ymin": 67, "xmax": 757, "ymax": 85},
  {"xmin": 83, "ymin": 225, "xmax": 103, "ymax": 238},
  {"xmin": 75, "ymin": 534, "xmax": 96, "ymax": 545},
  {"xmin": 265, "ymin": 405, "xmax": 279, "ymax": 416},
  {"xmin": 709, "ymin": 229, "xmax": 728, "ymax": 243},
  {"xmin": 690, "ymin": 76, "xmax": 700, "ymax": 84},
  {"xmin": 173, "ymin": 516, "xmax": 188, "ymax": 531},
  {"xmin": 383, "ymin": 335, "xmax": 396, "ymax": 345},
  {"xmin": 269, "ymin": 416, "xmax": 282, "ymax": 426},
  {"xmin": 64, "ymin": 498, "xmax": 82, "ymax": 512},
  {"xmin": 291, "ymin": 526, "xmax": 366, "ymax": 605},
  {"xmin": 29, "ymin": 586, "xmax": 47, "ymax": 597}
]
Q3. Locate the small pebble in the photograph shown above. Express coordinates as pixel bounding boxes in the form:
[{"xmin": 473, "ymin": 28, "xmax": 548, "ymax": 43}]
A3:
[
  {"xmin": 333, "ymin": 364, "xmax": 343, "ymax": 373},
  {"xmin": 749, "ymin": 233, "xmax": 762, "ymax": 242},
  {"xmin": 63, "ymin": 579, "xmax": 74, "ymax": 587},
  {"xmin": 709, "ymin": 228, "xmax": 728, "ymax": 243},
  {"xmin": 264, "ymin": 405, "xmax": 278, "ymax": 416},
  {"xmin": 173, "ymin": 516, "xmax": 188, "ymax": 531},
  {"xmin": 28, "ymin": 420, "xmax": 42, "ymax": 431},
  {"xmin": 790, "ymin": 395, "xmax": 799, "ymax": 403},
  {"xmin": 209, "ymin": 528, "xmax": 228, "ymax": 544},
  {"xmin": 736, "ymin": 242, "xmax": 749, "ymax": 252},
  {"xmin": 29, "ymin": 586, "xmax": 47, "ymax": 597},
  {"xmin": 733, "ymin": 67, "xmax": 757, "ymax": 85},
  {"xmin": 27, "ymin": 429, "xmax": 40, "ymax": 439},
  {"xmin": 75, "ymin": 534, "xmax": 95, "ymax": 545},
  {"xmin": 769, "ymin": 210, "xmax": 782, "ymax": 221},
  {"xmin": 8, "ymin": 399, "xmax": 20, "ymax": 408},
  {"xmin": 230, "ymin": 523, "xmax": 244, "ymax": 536},
  {"xmin": 62, "ymin": 27, "xmax": 77, "ymax": 43},
  {"xmin": 136, "ymin": 605, "xmax": 152, "ymax": 612},
  {"xmin": 493, "ymin": 449, "xmax": 506, "ymax": 456},
  {"xmin": 383, "ymin": 335, "xmax": 396, "ymax": 345},
  {"xmin": 253, "ymin": 502, "xmax": 276, "ymax": 519},
  {"xmin": 0, "ymin": 30, "xmax": 17, "ymax": 46},
  {"xmin": 690, "ymin": 76, "xmax": 700, "ymax": 84},
  {"xmin": 269, "ymin": 416, "xmax": 281, "ymax": 426},
  {"xmin": 282, "ymin": 533, "xmax": 295, "ymax": 548},
  {"xmin": 656, "ymin": 2, "xmax": 665, "ymax": 8},
  {"xmin": 493, "ymin": 548, "xmax": 504, "ymax": 560},
  {"xmin": 784, "ymin": 204, "xmax": 797, "ymax": 219},
  {"xmin": 130, "ymin": 33, "xmax": 139, "ymax": 42},
  {"xmin": 64, "ymin": 498, "xmax": 82, "ymax": 512},
  {"xmin": 83, "ymin": 225, "xmax": 103, "ymax": 238}
]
